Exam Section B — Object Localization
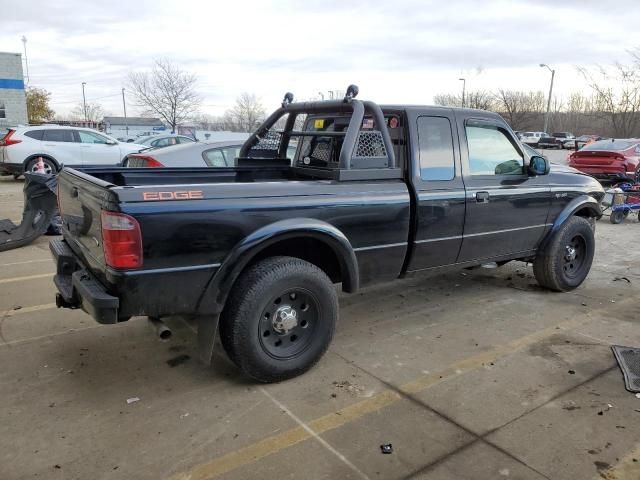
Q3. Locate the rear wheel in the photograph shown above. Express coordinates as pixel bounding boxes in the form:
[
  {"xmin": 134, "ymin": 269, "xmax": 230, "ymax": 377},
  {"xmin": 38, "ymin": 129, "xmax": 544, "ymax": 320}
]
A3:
[
  {"xmin": 534, "ymin": 216, "xmax": 595, "ymax": 291},
  {"xmin": 25, "ymin": 157, "xmax": 57, "ymax": 175},
  {"xmin": 220, "ymin": 256, "xmax": 337, "ymax": 383}
]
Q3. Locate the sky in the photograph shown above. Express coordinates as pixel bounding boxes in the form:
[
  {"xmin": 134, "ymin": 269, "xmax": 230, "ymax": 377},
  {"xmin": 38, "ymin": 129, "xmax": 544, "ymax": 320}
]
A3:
[{"xmin": 2, "ymin": 0, "xmax": 640, "ymax": 119}]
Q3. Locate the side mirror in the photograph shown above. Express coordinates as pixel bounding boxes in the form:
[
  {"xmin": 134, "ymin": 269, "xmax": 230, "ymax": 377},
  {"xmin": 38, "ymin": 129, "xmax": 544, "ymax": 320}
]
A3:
[
  {"xmin": 106, "ymin": 140, "xmax": 117, "ymax": 145},
  {"xmin": 529, "ymin": 155, "xmax": 549, "ymax": 176}
]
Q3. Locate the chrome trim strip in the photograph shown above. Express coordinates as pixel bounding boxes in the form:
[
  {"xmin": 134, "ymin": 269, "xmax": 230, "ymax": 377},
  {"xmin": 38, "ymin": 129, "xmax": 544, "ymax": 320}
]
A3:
[
  {"xmin": 414, "ymin": 223, "xmax": 551, "ymax": 245},
  {"xmin": 353, "ymin": 242, "xmax": 407, "ymax": 252},
  {"xmin": 120, "ymin": 262, "xmax": 222, "ymax": 276},
  {"xmin": 415, "ymin": 235, "xmax": 462, "ymax": 244},
  {"xmin": 463, "ymin": 223, "xmax": 551, "ymax": 238}
]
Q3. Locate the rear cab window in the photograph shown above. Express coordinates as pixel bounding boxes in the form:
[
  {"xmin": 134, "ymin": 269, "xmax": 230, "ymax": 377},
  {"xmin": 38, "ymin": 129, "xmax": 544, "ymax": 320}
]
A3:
[{"xmin": 417, "ymin": 116, "xmax": 455, "ymax": 181}]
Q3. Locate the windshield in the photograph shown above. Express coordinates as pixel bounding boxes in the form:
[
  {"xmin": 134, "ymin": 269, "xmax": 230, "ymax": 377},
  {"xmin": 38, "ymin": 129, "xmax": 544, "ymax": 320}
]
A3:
[{"xmin": 582, "ymin": 140, "xmax": 635, "ymax": 151}]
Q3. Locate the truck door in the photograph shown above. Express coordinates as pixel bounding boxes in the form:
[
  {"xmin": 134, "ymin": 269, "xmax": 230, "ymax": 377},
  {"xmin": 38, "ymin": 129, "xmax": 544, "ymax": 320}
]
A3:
[
  {"xmin": 406, "ymin": 113, "xmax": 465, "ymax": 271},
  {"xmin": 457, "ymin": 117, "xmax": 551, "ymax": 262}
]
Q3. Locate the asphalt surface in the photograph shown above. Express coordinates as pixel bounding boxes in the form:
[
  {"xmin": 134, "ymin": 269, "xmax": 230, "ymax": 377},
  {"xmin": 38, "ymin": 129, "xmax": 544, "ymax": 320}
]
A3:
[{"xmin": 1, "ymin": 156, "xmax": 639, "ymax": 480}]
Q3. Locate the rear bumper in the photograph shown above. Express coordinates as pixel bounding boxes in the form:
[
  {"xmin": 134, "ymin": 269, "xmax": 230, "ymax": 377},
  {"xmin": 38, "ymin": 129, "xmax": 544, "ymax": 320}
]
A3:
[{"xmin": 50, "ymin": 238, "xmax": 120, "ymax": 324}]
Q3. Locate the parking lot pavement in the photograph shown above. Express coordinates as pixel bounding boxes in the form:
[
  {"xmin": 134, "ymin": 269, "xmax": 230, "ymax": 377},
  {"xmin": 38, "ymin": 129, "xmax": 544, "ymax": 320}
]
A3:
[{"xmin": 1, "ymin": 175, "xmax": 640, "ymax": 480}]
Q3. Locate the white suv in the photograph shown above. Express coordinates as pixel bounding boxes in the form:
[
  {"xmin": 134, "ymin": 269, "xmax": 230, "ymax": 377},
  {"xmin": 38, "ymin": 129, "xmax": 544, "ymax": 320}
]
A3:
[{"xmin": 0, "ymin": 126, "xmax": 146, "ymax": 177}]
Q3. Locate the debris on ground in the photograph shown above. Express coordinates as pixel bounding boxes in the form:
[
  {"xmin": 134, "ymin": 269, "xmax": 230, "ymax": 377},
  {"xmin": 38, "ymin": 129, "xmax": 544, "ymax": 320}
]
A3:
[
  {"xmin": 332, "ymin": 380, "xmax": 365, "ymax": 396},
  {"xmin": 562, "ymin": 401, "xmax": 580, "ymax": 411},
  {"xmin": 380, "ymin": 443, "xmax": 393, "ymax": 454},
  {"xmin": 613, "ymin": 276, "xmax": 631, "ymax": 283},
  {"xmin": 166, "ymin": 354, "xmax": 191, "ymax": 367},
  {"xmin": 568, "ymin": 370, "xmax": 576, "ymax": 375},
  {"xmin": 126, "ymin": 397, "xmax": 140, "ymax": 404}
]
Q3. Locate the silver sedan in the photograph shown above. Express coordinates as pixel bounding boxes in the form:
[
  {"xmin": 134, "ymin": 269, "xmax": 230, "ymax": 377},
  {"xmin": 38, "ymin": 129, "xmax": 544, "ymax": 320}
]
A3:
[{"xmin": 125, "ymin": 139, "xmax": 298, "ymax": 168}]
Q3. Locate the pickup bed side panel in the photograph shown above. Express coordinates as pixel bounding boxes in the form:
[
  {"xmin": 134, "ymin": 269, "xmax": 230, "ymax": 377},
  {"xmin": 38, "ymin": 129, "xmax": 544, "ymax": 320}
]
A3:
[{"xmin": 82, "ymin": 180, "xmax": 411, "ymax": 318}]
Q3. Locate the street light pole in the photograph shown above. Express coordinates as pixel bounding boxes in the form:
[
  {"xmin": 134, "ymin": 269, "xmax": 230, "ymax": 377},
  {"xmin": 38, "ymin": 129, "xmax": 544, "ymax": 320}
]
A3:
[
  {"xmin": 21, "ymin": 36, "xmax": 29, "ymax": 85},
  {"xmin": 81, "ymin": 82, "xmax": 87, "ymax": 124},
  {"xmin": 459, "ymin": 78, "xmax": 466, "ymax": 108},
  {"xmin": 540, "ymin": 63, "xmax": 555, "ymax": 133},
  {"xmin": 122, "ymin": 88, "xmax": 128, "ymax": 138}
]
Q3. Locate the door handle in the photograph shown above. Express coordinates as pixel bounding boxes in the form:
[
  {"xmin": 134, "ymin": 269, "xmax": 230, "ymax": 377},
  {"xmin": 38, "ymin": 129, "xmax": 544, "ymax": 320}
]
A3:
[{"xmin": 476, "ymin": 191, "xmax": 490, "ymax": 203}]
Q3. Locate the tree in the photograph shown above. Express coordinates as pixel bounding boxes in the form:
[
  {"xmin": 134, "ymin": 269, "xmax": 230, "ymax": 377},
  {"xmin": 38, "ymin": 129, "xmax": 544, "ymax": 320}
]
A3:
[
  {"xmin": 578, "ymin": 52, "xmax": 640, "ymax": 138},
  {"xmin": 494, "ymin": 90, "xmax": 545, "ymax": 131},
  {"xmin": 128, "ymin": 59, "xmax": 202, "ymax": 132},
  {"xmin": 25, "ymin": 87, "xmax": 54, "ymax": 123},
  {"xmin": 71, "ymin": 102, "xmax": 104, "ymax": 123},
  {"xmin": 223, "ymin": 93, "xmax": 266, "ymax": 132},
  {"xmin": 433, "ymin": 90, "xmax": 496, "ymax": 110}
]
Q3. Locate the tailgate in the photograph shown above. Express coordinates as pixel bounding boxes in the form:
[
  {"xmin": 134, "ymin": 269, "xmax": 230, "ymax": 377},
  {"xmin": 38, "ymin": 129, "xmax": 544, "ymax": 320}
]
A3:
[{"xmin": 57, "ymin": 168, "xmax": 113, "ymax": 276}]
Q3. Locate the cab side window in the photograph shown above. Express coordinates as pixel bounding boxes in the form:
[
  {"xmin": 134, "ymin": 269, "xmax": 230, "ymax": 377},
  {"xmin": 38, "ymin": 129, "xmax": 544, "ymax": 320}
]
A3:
[
  {"xmin": 417, "ymin": 116, "xmax": 455, "ymax": 181},
  {"xmin": 466, "ymin": 123, "xmax": 524, "ymax": 175}
]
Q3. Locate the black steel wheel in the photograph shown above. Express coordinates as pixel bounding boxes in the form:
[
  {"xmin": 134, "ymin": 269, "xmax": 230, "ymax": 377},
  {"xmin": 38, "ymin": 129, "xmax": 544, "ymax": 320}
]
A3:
[
  {"xmin": 259, "ymin": 288, "xmax": 319, "ymax": 360},
  {"xmin": 561, "ymin": 234, "xmax": 587, "ymax": 280},
  {"xmin": 220, "ymin": 256, "xmax": 337, "ymax": 382},
  {"xmin": 534, "ymin": 216, "xmax": 595, "ymax": 291}
]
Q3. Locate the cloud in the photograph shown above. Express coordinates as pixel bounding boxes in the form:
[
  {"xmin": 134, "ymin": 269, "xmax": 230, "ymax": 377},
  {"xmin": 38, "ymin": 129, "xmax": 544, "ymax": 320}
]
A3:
[{"xmin": 1, "ymin": 0, "xmax": 639, "ymax": 116}]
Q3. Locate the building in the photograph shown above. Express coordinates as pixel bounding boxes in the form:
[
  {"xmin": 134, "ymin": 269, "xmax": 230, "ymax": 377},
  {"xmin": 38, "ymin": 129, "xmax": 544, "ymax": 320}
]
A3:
[
  {"xmin": 0, "ymin": 52, "xmax": 28, "ymax": 128},
  {"xmin": 103, "ymin": 116, "xmax": 166, "ymax": 141}
]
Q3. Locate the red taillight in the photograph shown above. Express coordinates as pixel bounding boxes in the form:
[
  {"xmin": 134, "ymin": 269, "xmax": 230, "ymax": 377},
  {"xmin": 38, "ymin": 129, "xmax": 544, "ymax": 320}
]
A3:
[
  {"xmin": 101, "ymin": 211, "xmax": 143, "ymax": 269},
  {"xmin": 129, "ymin": 155, "xmax": 164, "ymax": 167},
  {"xmin": 0, "ymin": 129, "xmax": 21, "ymax": 146}
]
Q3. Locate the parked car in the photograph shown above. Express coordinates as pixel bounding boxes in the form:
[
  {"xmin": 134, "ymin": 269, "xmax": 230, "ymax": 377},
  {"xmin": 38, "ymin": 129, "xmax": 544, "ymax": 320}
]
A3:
[
  {"xmin": 563, "ymin": 134, "xmax": 603, "ymax": 150},
  {"xmin": 52, "ymin": 91, "xmax": 603, "ymax": 382},
  {"xmin": 553, "ymin": 132, "xmax": 575, "ymax": 148},
  {"xmin": 0, "ymin": 126, "xmax": 145, "ymax": 177},
  {"xmin": 520, "ymin": 131, "xmax": 546, "ymax": 145},
  {"xmin": 136, "ymin": 134, "xmax": 196, "ymax": 149},
  {"xmin": 568, "ymin": 139, "xmax": 640, "ymax": 183},
  {"xmin": 125, "ymin": 140, "xmax": 298, "ymax": 167},
  {"xmin": 537, "ymin": 133, "xmax": 562, "ymax": 149}
]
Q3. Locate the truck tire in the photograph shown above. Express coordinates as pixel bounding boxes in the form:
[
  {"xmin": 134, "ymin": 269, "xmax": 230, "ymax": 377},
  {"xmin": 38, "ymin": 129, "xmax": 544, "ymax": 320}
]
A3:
[
  {"xmin": 220, "ymin": 256, "xmax": 337, "ymax": 382},
  {"xmin": 533, "ymin": 216, "xmax": 595, "ymax": 292}
]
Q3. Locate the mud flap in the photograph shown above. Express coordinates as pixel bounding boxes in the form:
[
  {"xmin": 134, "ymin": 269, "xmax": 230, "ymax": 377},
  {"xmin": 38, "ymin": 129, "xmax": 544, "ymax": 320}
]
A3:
[
  {"xmin": 197, "ymin": 314, "xmax": 220, "ymax": 366},
  {"xmin": 0, "ymin": 173, "xmax": 58, "ymax": 252}
]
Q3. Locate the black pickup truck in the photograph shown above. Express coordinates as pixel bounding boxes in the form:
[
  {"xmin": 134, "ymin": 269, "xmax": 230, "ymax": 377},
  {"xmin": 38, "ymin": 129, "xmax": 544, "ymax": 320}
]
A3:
[{"xmin": 51, "ymin": 87, "xmax": 604, "ymax": 382}]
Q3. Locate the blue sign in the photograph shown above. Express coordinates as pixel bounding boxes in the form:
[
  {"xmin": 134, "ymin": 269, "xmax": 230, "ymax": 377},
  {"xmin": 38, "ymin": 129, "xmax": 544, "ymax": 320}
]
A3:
[
  {"xmin": 152, "ymin": 126, "xmax": 166, "ymax": 131},
  {"xmin": 0, "ymin": 79, "xmax": 25, "ymax": 90}
]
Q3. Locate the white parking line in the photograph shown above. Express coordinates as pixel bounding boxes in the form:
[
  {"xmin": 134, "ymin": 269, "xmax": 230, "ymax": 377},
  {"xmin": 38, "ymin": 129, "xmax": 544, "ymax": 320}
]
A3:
[
  {"xmin": 0, "ymin": 258, "xmax": 51, "ymax": 267},
  {"xmin": 0, "ymin": 273, "xmax": 53, "ymax": 284}
]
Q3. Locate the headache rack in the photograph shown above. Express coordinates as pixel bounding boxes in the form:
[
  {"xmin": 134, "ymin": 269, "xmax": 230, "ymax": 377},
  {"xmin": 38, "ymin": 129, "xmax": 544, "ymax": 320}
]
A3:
[{"xmin": 238, "ymin": 85, "xmax": 401, "ymax": 181}]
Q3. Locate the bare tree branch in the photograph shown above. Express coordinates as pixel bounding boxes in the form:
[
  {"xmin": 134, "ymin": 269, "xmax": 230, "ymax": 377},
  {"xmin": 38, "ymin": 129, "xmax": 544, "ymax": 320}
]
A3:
[
  {"xmin": 223, "ymin": 93, "xmax": 266, "ymax": 132},
  {"xmin": 128, "ymin": 59, "xmax": 202, "ymax": 132}
]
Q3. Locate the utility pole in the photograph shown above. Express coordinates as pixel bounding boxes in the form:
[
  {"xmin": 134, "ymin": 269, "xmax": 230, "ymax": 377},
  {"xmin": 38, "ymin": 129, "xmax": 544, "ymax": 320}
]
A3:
[
  {"xmin": 81, "ymin": 82, "xmax": 87, "ymax": 123},
  {"xmin": 459, "ymin": 78, "xmax": 466, "ymax": 108},
  {"xmin": 540, "ymin": 63, "xmax": 555, "ymax": 133},
  {"xmin": 21, "ymin": 36, "xmax": 29, "ymax": 85},
  {"xmin": 122, "ymin": 88, "xmax": 129, "ymax": 138}
]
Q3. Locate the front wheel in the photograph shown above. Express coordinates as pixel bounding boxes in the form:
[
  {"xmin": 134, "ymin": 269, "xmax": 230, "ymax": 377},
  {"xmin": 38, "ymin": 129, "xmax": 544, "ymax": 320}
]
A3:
[
  {"xmin": 533, "ymin": 216, "xmax": 595, "ymax": 292},
  {"xmin": 220, "ymin": 256, "xmax": 337, "ymax": 382}
]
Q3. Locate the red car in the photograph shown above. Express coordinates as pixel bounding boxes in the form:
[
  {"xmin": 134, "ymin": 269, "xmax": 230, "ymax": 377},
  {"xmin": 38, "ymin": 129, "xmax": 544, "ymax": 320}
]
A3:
[{"xmin": 568, "ymin": 139, "xmax": 640, "ymax": 183}]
